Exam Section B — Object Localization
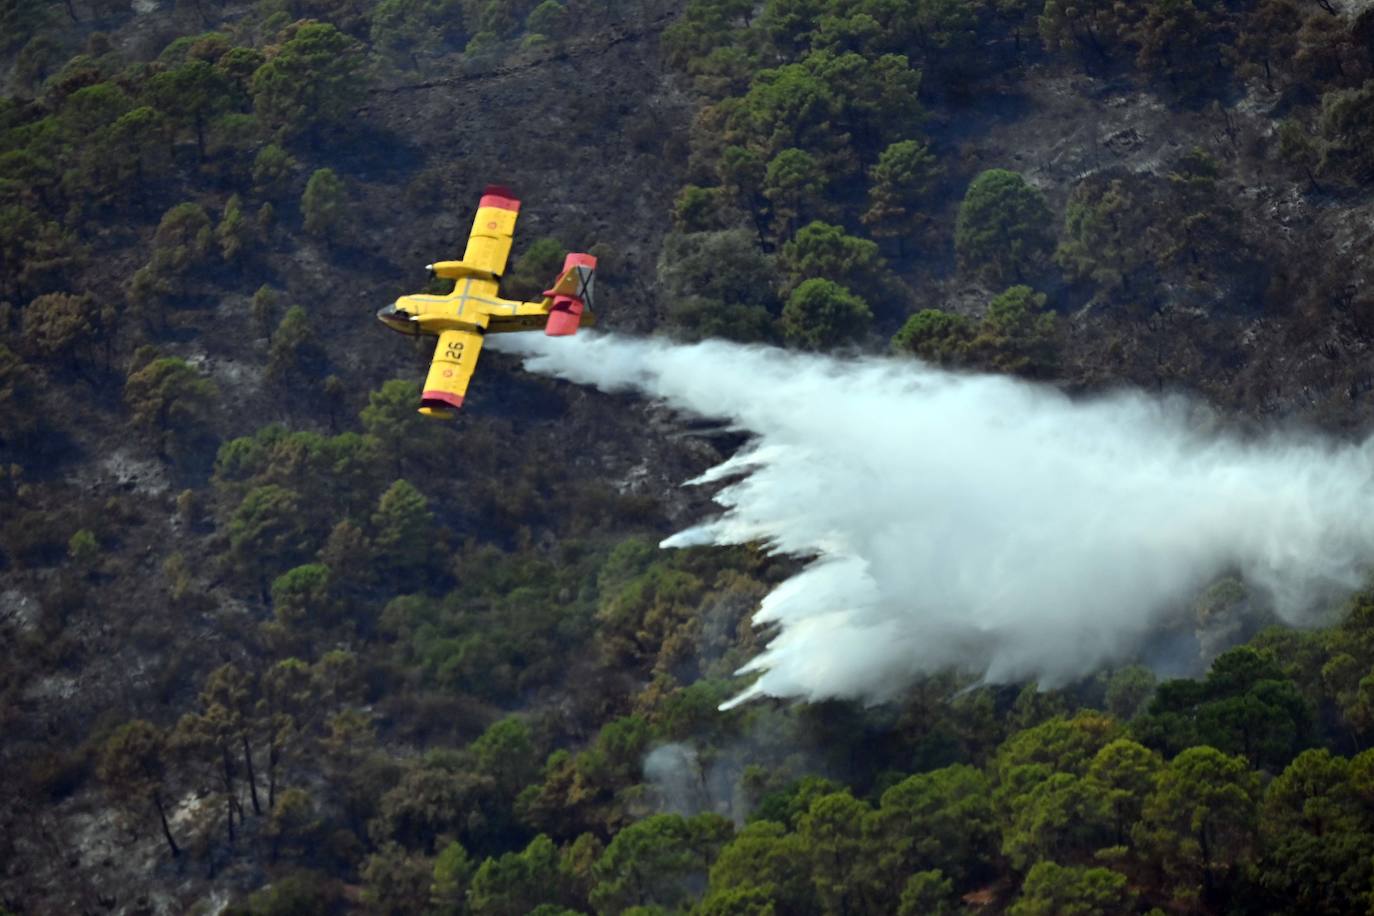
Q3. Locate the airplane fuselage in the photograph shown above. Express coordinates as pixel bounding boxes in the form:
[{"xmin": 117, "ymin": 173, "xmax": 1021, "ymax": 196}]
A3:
[
  {"xmin": 374, "ymin": 186, "xmax": 594, "ymax": 418},
  {"xmin": 376, "ymin": 272, "xmax": 553, "ymax": 339}
]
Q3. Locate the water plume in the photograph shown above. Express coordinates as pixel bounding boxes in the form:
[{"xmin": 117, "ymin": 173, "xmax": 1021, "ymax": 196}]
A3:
[{"xmin": 493, "ymin": 333, "xmax": 1374, "ymax": 707}]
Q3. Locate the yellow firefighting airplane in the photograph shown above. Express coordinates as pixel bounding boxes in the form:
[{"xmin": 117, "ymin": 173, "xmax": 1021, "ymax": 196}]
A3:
[{"xmin": 376, "ymin": 185, "xmax": 596, "ymax": 418}]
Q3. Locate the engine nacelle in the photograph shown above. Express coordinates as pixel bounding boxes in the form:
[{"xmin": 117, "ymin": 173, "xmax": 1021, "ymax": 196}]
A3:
[{"xmin": 545, "ymin": 252, "xmax": 596, "ymax": 337}]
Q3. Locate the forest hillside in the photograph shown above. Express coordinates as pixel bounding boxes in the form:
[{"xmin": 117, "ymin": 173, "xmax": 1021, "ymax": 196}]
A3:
[{"xmin": 6, "ymin": 0, "xmax": 1374, "ymax": 913}]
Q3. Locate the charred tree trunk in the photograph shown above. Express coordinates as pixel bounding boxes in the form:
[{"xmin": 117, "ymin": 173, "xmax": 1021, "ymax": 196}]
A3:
[
  {"xmin": 220, "ymin": 744, "xmax": 238, "ymax": 842},
  {"xmin": 267, "ymin": 737, "xmax": 279, "ymax": 811},
  {"xmin": 151, "ymin": 791, "xmax": 180, "ymax": 857},
  {"xmin": 194, "ymin": 112, "xmax": 206, "ymax": 163},
  {"xmin": 242, "ymin": 734, "xmax": 262, "ymax": 816}
]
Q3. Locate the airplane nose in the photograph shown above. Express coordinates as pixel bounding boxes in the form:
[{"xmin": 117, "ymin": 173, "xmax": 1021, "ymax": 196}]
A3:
[{"xmin": 377, "ymin": 302, "xmax": 421, "ymax": 336}]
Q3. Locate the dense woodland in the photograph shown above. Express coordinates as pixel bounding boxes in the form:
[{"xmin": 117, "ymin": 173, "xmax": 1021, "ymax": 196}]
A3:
[{"xmin": 7, "ymin": 0, "xmax": 1374, "ymax": 913}]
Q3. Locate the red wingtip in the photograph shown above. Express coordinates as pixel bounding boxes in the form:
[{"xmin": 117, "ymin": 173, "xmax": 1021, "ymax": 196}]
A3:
[
  {"xmin": 421, "ymin": 390, "xmax": 464, "ymax": 410},
  {"xmin": 480, "ymin": 185, "xmax": 520, "ymax": 212}
]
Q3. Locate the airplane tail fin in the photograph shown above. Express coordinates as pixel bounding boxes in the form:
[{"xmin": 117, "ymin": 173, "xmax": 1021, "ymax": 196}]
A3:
[{"xmin": 544, "ymin": 252, "xmax": 596, "ymax": 336}]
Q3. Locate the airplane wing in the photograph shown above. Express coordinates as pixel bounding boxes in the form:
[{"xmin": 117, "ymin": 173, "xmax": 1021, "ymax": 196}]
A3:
[
  {"xmin": 459, "ymin": 185, "xmax": 520, "ymax": 278},
  {"xmin": 419, "ymin": 328, "xmax": 485, "ymax": 417}
]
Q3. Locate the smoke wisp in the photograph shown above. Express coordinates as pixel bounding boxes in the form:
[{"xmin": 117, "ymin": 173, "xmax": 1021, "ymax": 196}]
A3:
[{"xmin": 494, "ymin": 333, "xmax": 1374, "ymax": 707}]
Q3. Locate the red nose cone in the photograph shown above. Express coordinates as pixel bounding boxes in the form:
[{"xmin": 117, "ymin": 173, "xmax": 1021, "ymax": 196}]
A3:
[{"xmin": 545, "ymin": 310, "xmax": 581, "ymax": 336}]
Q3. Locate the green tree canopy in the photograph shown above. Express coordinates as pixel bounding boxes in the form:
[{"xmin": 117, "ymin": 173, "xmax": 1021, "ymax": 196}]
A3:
[
  {"xmin": 371, "ymin": 0, "xmax": 467, "ymax": 68},
  {"xmin": 1252, "ymin": 748, "xmax": 1374, "ymax": 915},
  {"xmin": 151, "ymin": 201, "xmax": 214, "ymax": 276},
  {"xmin": 672, "ymin": 185, "xmax": 728, "ymax": 233},
  {"xmin": 862, "ymin": 138, "xmax": 943, "ymax": 248},
  {"xmin": 1084, "ymin": 738, "xmax": 1161, "ymax": 847},
  {"xmin": 763, "ymin": 147, "xmax": 827, "ymax": 239},
  {"xmin": 663, "ymin": 0, "xmax": 755, "ymax": 70},
  {"xmin": 430, "ymin": 839, "xmax": 475, "ymax": 913},
  {"xmin": 103, "ymin": 106, "xmax": 170, "ymax": 201},
  {"xmin": 216, "ymin": 193, "xmax": 250, "ymax": 262},
  {"xmin": 891, "ymin": 308, "xmax": 973, "ymax": 364},
  {"xmin": 1133, "ymin": 646, "xmax": 1312, "ymax": 769},
  {"xmin": 728, "ymin": 57, "xmax": 844, "ymax": 168},
  {"xmin": 361, "ymin": 842, "xmax": 434, "ymax": 915},
  {"xmin": 590, "ymin": 813, "xmax": 733, "ymax": 913},
  {"xmin": 1038, "ymin": 0, "xmax": 1139, "ymax": 65},
  {"xmin": 1228, "ymin": 0, "xmax": 1303, "ymax": 88},
  {"xmin": 270, "ymin": 563, "xmax": 335, "ymax": 630},
  {"xmin": 471, "ymin": 716, "xmax": 539, "ymax": 800},
  {"xmin": 145, "ymin": 59, "xmax": 235, "ymax": 160},
  {"xmin": 97, "ymin": 720, "xmax": 181, "ymax": 857},
  {"xmin": 1131, "ymin": 0, "xmax": 1227, "ymax": 100},
  {"xmin": 967, "ymin": 285, "xmax": 1058, "ymax": 376},
  {"xmin": 658, "ymin": 229, "xmax": 779, "ymax": 342},
  {"xmin": 302, "ymin": 168, "xmax": 346, "ymax": 240},
  {"xmin": 371, "ymin": 756, "xmax": 497, "ymax": 853},
  {"xmin": 266, "ymin": 305, "xmax": 325, "ymax": 383},
  {"xmin": 56, "ymin": 81, "xmax": 132, "ymax": 143},
  {"xmin": 1133, "ymin": 745, "xmax": 1260, "ymax": 907},
  {"xmin": 228, "ymin": 484, "xmax": 313, "ymax": 594},
  {"xmin": 1056, "ymin": 175, "xmax": 1151, "ymax": 300},
  {"xmin": 1008, "ymin": 860, "xmax": 1135, "ymax": 916},
  {"xmin": 251, "ymin": 22, "xmax": 364, "ymax": 141},
  {"xmin": 796, "ymin": 791, "xmax": 874, "ymax": 914},
  {"xmin": 870, "ymin": 763, "xmax": 999, "ymax": 887},
  {"xmin": 780, "ymin": 277, "xmax": 872, "ymax": 350},
  {"xmin": 526, "ymin": 0, "xmax": 567, "ymax": 38},
  {"xmin": 705, "ymin": 820, "xmax": 813, "ymax": 915},
  {"xmin": 252, "ymin": 142, "xmax": 298, "ymax": 199},
  {"xmin": 21, "ymin": 291, "xmax": 113, "ymax": 369},
  {"xmin": 360, "ymin": 378, "xmax": 451, "ymax": 475},
  {"xmin": 372, "ymin": 479, "xmax": 439, "ymax": 580},
  {"xmin": 955, "ymin": 169, "xmax": 1054, "ymax": 286},
  {"xmin": 778, "ymin": 220, "xmax": 889, "ymax": 304},
  {"xmin": 123, "ymin": 353, "xmax": 218, "ymax": 463},
  {"xmin": 468, "ymin": 833, "xmax": 561, "ymax": 915},
  {"xmin": 803, "ymin": 50, "xmax": 925, "ymax": 153}
]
